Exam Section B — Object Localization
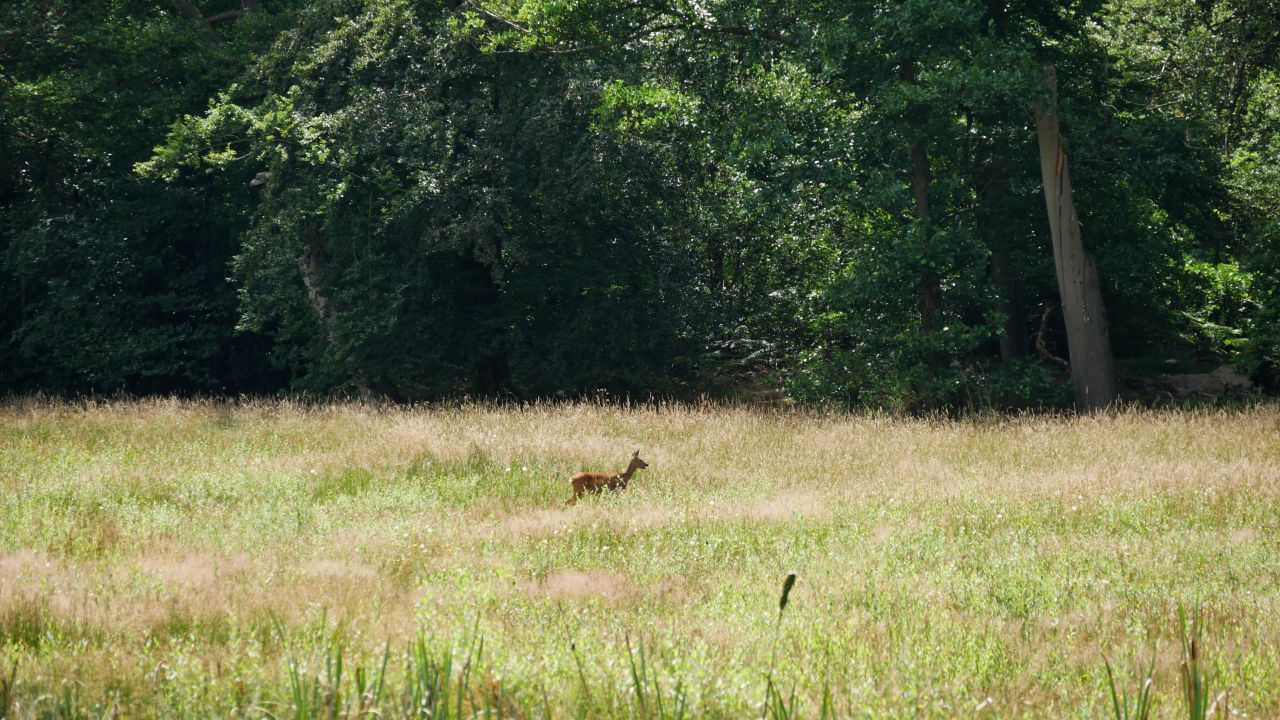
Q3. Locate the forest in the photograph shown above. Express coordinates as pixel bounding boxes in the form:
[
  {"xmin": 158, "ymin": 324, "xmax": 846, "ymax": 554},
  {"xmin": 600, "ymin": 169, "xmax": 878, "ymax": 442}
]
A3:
[{"xmin": 3, "ymin": 0, "xmax": 1279, "ymax": 410}]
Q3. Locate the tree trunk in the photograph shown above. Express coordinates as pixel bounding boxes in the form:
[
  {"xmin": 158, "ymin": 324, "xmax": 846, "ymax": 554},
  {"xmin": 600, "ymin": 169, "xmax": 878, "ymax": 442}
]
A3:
[
  {"xmin": 977, "ymin": 161, "xmax": 1027, "ymax": 359},
  {"xmin": 978, "ymin": 0, "xmax": 1028, "ymax": 359},
  {"xmin": 1035, "ymin": 66, "xmax": 1117, "ymax": 411},
  {"xmin": 299, "ymin": 234, "xmax": 332, "ymax": 337},
  {"xmin": 298, "ymin": 230, "xmax": 397, "ymax": 402},
  {"xmin": 169, "ymin": 0, "xmax": 223, "ymax": 45},
  {"xmin": 990, "ymin": 246, "xmax": 1027, "ymax": 359},
  {"xmin": 909, "ymin": 140, "xmax": 941, "ymax": 333},
  {"xmin": 902, "ymin": 56, "xmax": 941, "ymax": 334}
]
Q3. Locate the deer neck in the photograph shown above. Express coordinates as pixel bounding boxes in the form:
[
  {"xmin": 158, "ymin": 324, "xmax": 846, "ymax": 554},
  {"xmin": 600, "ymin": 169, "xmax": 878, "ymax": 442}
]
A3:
[{"xmin": 619, "ymin": 461, "xmax": 639, "ymax": 482}]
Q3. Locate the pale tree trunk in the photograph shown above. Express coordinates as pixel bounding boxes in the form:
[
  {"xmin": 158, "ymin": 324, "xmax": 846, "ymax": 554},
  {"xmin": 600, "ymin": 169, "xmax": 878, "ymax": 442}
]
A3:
[
  {"xmin": 1035, "ymin": 66, "xmax": 1117, "ymax": 411},
  {"xmin": 252, "ymin": 180, "xmax": 391, "ymax": 401}
]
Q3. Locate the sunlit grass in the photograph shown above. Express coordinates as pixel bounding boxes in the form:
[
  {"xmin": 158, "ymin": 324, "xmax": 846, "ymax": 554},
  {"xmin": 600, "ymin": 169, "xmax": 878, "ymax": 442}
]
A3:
[{"xmin": 1, "ymin": 398, "xmax": 1277, "ymax": 717}]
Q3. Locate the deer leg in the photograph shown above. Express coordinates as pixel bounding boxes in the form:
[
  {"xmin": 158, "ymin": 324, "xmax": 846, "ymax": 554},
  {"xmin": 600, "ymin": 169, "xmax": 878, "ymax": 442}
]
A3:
[{"xmin": 566, "ymin": 478, "xmax": 586, "ymax": 506}]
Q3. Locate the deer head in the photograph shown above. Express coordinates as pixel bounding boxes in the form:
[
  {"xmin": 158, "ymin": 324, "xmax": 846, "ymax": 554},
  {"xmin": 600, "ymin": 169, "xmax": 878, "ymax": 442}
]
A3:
[{"xmin": 629, "ymin": 449, "xmax": 648, "ymax": 471}]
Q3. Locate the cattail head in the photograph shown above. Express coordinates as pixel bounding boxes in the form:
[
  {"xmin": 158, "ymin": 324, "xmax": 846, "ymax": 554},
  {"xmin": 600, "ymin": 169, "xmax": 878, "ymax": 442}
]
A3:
[{"xmin": 779, "ymin": 573, "xmax": 797, "ymax": 614}]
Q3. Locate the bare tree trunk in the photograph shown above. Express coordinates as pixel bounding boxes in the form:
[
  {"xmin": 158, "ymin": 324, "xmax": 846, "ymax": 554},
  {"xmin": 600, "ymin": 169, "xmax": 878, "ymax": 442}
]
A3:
[
  {"xmin": 169, "ymin": 0, "xmax": 223, "ymax": 44},
  {"xmin": 1035, "ymin": 66, "xmax": 1117, "ymax": 411}
]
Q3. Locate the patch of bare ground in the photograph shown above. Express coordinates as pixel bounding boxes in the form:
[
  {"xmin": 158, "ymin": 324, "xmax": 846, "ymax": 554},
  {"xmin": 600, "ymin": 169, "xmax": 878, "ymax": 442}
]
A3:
[
  {"xmin": 137, "ymin": 551, "xmax": 254, "ymax": 588},
  {"xmin": 494, "ymin": 508, "xmax": 578, "ymax": 539},
  {"xmin": 523, "ymin": 570, "xmax": 629, "ymax": 601},
  {"xmin": 0, "ymin": 549, "xmax": 53, "ymax": 585},
  {"xmin": 0, "ymin": 547, "xmax": 417, "ymax": 642},
  {"xmin": 872, "ymin": 523, "xmax": 894, "ymax": 544},
  {"xmin": 487, "ymin": 503, "xmax": 685, "ymax": 541},
  {"xmin": 303, "ymin": 558, "xmax": 379, "ymax": 582},
  {"xmin": 1229, "ymin": 526, "xmax": 1260, "ymax": 545},
  {"xmin": 733, "ymin": 489, "xmax": 833, "ymax": 523}
]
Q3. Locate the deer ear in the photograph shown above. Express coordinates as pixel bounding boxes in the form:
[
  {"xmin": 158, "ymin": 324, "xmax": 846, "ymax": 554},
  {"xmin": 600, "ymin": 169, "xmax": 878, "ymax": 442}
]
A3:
[{"xmin": 632, "ymin": 449, "xmax": 639, "ymax": 458}]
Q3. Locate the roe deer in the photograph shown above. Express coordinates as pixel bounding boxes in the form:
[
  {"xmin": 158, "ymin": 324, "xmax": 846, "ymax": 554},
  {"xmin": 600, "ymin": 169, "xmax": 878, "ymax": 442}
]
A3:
[{"xmin": 566, "ymin": 450, "xmax": 648, "ymax": 505}]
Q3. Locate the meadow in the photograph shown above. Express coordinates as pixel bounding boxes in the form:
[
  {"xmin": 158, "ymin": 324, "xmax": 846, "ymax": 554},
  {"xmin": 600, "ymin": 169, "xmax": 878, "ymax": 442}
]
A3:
[{"xmin": 0, "ymin": 398, "xmax": 1277, "ymax": 718}]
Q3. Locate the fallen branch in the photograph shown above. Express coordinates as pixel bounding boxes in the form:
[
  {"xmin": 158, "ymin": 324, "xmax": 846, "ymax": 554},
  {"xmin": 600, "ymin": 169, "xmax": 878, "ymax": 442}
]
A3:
[{"xmin": 1035, "ymin": 306, "xmax": 1070, "ymax": 371}]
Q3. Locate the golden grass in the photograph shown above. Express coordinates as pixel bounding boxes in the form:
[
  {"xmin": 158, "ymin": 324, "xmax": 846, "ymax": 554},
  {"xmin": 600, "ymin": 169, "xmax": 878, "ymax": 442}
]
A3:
[{"xmin": 0, "ymin": 398, "xmax": 1278, "ymax": 718}]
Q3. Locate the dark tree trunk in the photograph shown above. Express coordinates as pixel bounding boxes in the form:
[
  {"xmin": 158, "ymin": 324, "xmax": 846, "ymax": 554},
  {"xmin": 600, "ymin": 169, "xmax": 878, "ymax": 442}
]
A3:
[
  {"xmin": 299, "ymin": 232, "xmax": 333, "ymax": 338},
  {"xmin": 979, "ymin": 0, "xmax": 1026, "ymax": 359},
  {"xmin": 298, "ymin": 229, "xmax": 399, "ymax": 402},
  {"xmin": 978, "ymin": 163, "xmax": 1028, "ymax": 360},
  {"xmin": 169, "ymin": 0, "xmax": 223, "ymax": 44},
  {"xmin": 909, "ymin": 139, "xmax": 941, "ymax": 333},
  {"xmin": 990, "ymin": 247, "xmax": 1028, "ymax": 359},
  {"xmin": 171, "ymin": 0, "xmax": 262, "ymax": 42},
  {"xmin": 1035, "ymin": 66, "xmax": 1117, "ymax": 411},
  {"xmin": 902, "ymin": 57, "xmax": 941, "ymax": 334}
]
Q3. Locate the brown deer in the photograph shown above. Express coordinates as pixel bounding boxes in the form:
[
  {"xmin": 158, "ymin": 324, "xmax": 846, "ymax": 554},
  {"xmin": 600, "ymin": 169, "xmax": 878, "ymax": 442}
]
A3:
[{"xmin": 566, "ymin": 450, "xmax": 649, "ymax": 505}]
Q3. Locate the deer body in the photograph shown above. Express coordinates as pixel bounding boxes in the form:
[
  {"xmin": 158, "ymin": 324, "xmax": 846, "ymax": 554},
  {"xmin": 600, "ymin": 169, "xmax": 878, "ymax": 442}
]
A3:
[{"xmin": 566, "ymin": 450, "xmax": 648, "ymax": 505}]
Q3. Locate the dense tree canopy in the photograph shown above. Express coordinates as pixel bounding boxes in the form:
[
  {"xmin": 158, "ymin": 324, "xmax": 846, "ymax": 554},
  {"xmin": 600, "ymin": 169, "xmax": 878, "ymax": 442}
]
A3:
[{"xmin": 3, "ymin": 0, "xmax": 1278, "ymax": 408}]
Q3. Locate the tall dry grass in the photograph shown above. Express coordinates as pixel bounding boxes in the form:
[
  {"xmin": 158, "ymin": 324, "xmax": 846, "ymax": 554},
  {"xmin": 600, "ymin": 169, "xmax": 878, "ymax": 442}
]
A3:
[{"xmin": 0, "ymin": 398, "xmax": 1277, "ymax": 717}]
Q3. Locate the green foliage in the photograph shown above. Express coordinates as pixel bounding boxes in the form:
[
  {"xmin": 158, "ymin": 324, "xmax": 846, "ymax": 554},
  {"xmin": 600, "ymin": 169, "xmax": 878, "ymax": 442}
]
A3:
[
  {"xmin": 1179, "ymin": 607, "xmax": 1230, "ymax": 720},
  {"xmin": 1226, "ymin": 69, "xmax": 1280, "ymax": 388},
  {"xmin": 1179, "ymin": 260, "xmax": 1256, "ymax": 354},
  {"xmin": 1104, "ymin": 653, "xmax": 1155, "ymax": 720},
  {"xmin": 594, "ymin": 80, "xmax": 700, "ymax": 135},
  {"xmin": 1080, "ymin": 0, "xmax": 1280, "ymax": 375},
  {"xmin": 140, "ymin": 0, "xmax": 751, "ymax": 399},
  {"xmin": 788, "ymin": 328, "xmax": 1071, "ymax": 412},
  {"xmin": 3, "ymin": 0, "xmax": 1278, "ymax": 407},
  {"xmin": 0, "ymin": 0, "xmax": 299, "ymax": 394}
]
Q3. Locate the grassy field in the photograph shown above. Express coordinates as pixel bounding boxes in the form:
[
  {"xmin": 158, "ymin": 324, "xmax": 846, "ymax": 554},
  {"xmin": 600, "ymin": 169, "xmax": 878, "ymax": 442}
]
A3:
[{"xmin": 1, "ymin": 399, "xmax": 1278, "ymax": 718}]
